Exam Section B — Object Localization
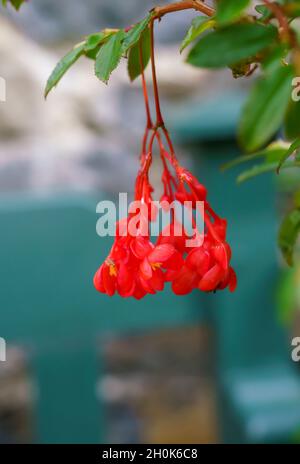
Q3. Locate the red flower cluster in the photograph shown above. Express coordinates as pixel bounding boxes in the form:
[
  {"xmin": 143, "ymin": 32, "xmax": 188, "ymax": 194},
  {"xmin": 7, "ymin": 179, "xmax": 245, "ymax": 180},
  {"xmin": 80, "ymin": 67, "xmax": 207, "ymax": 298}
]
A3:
[
  {"xmin": 94, "ymin": 141, "xmax": 236, "ymax": 299},
  {"xmin": 94, "ymin": 24, "xmax": 236, "ymax": 299}
]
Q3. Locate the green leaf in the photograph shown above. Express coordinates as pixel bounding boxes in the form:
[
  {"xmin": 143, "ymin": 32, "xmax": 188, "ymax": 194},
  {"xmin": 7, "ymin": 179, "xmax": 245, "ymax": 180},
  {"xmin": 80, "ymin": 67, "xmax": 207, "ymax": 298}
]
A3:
[
  {"xmin": 237, "ymin": 159, "xmax": 300, "ymax": 183},
  {"xmin": 95, "ymin": 30, "xmax": 125, "ymax": 84},
  {"xmin": 85, "ymin": 46, "xmax": 102, "ymax": 61},
  {"xmin": 85, "ymin": 32, "xmax": 106, "ymax": 52},
  {"xmin": 128, "ymin": 27, "xmax": 151, "ymax": 82},
  {"xmin": 187, "ymin": 23, "xmax": 277, "ymax": 68},
  {"xmin": 283, "ymin": 3, "xmax": 300, "ymax": 18},
  {"xmin": 122, "ymin": 14, "xmax": 153, "ymax": 54},
  {"xmin": 238, "ymin": 64, "xmax": 294, "ymax": 152},
  {"xmin": 45, "ymin": 42, "xmax": 85, "ymax": 98},
  {"xmin": 255, "ymin": 4, "xmax": 272, "ymax": 21},
  {"xmin": 221, "ymin": 141, "xmax": 289, "ymax": 171},
  {"xmin": 277, "ymin": 137, "xmax": 300, "ymax": 172},
  {"xmin": 276, "ymin": 268, "xmax": 296, "ymax": 325},
  {"xmin": 256, "ymin": 0, "xmax": 291, "ymax": 21},
  {"xmin": 285, "ymin": 99, "xmax": 300, "ymax": 140},
  {"xmin": 216, "ymin": 0, "xmax": 250, "ymax": 25},
  {"xmin": 2, "ymin": 0, "xmax": 26, "ymax": 10},
  {"xmin": 180, "ymin": 16, "xmax": 216, "ymax": 53},
  {"xmin": 83, "ymin": 31, "xmax": 114, "ymax": 61},
  {"xmin": 278, "ymin": 208, "xmax": 300, "ymax": 266},
  {"xmin": 294, "ymin": 189, "xmax": 300, "ymax": 208},
  {"xmin": 261, "ymin": 44, "xmax": 288, "ymax": 74}
]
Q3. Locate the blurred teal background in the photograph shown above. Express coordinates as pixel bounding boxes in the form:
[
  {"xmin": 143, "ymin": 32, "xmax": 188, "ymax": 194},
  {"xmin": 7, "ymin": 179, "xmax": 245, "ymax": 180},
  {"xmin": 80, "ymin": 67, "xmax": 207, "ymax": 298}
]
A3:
[{"xmin": 0, "ymin": 0, "xmax": 300, "ymax": 444}]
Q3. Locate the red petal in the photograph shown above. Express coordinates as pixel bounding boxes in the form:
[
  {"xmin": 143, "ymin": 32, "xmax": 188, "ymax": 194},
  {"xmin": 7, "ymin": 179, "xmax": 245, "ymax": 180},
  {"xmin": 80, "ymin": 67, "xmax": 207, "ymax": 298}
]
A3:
[
  {"xmin": 164, "ymin": 269, "xmax": 181, "ymax": 282},
  {"xmin": 133, "ymin": 284, "xmax": 147, "ymax": 300},
  {"xmin": 139, "ymin": 275, "xmax": 156, "ymax": 294},
  {"xmin": 150, "ymin": 268, "xmax": 165, "ymax": 292},
  {"xmin": 165, "ymin": 250, "xmax": 184, "ymax": 271},
  {"xmin": 112, "ymin": 243, "xmax": 129, "ymax": 262},
  {"xmin": 158, "ymin": 224, "xmax": 187, "ymax": 254},
  {"xmin": 212, "ymin": 244, "xmax": 229, "ymax": 270},
  {"xmin": 148, "ymin": 244, "xmax": 175, "ymax": 263},
  {"xmin": 186, "ymin": 248, "xmax": 210, "ymax": 275},
  {"xmin": 102, "ymin": 264, "xmax": 116, "ymax": 296},
  {"xmin": 229, "ymin": 267, "xmax": 237, "ymax": 292},
  {"xmin": 140, "ymin": 258, "xmax": 153, "ymax": 280},
  {"xmin": 117, "ymin": 263, "xmax": 135, "ymax": 297},
  {"xmin": 193, "ymin": 182, "xmax": 207, "ymax": 201},
  {"xmin": 130, "ymin": 237, "xmax": 153, "ymax": 259},
  {"xmin": 172, "ymin": 266, "xmax": 198, "ymax": 296},
  {"xmin": 225, "ymin": 243, "xmax": 232, "ymax": 261},
  {"xmin": 198, "ymin": 264, "xmax": 223, "ymax": 292},
  {"xmin": 93, "ymin": 266, "xmax": 105, "ymax": 293},
  {"xmin": 213, "ymin": 219, "xmax": 227, "ymax": 241},
  {"xmin": 217, "ymin": 269, "xmax": 230, "ymax": 290}
]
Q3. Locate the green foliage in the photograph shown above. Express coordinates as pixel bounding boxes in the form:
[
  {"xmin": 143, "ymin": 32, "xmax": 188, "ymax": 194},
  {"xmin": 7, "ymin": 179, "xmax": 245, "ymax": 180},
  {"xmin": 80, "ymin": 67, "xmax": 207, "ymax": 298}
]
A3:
[
  {"xmin": 216, "ymin": 0, "xmax": 250, "ymax": 25},
  {"xmin": 276, "ymin": 268, "xmax": 297, "ymax": 324},
  {"xmin": 2, "ymin": 0, "xmax": 26, "ymax": 10},
  {"xmin": 84, "ymin": 33, "xmax": 107, "ymax": 52},
  {"xmin": 223, "ymin": 140, "xmax": 300, "ymax": 181},
  {"xmin": 238, "ymin": 64, "xmax": 294, "ymax": 152},
  {"xmin": 255, "ymin": 4, "xmax": 272, "ymax": 21},
  {"xmin": 124, "ymin": 14, "xmax": 153, "ymax": 81},
  {"xmin": 277, "ymin": 137, "xmax": 300, "ymax": 172},
  {"xmin": 45, "ymin": 42, "xmax": 86, "ymax": 98},
  {"xmin": 222, "ymin": 141, "xmax": 290, "ymax": 171},
  {"xmin": 122, "ymin": 15, "xmax": 153, "ymax": 53},
  {"xmin": 180, "ymin": 16, "xmax": 216, "ymax": 52},
  {"xmin": 223, "ymin": 137, "xmax": 300, "ymax": 264},
  {"xmin": 285, "ymin": 99, "xmax": 300, "ymax": 140},
  {"xmin": 237, "ymin": 159, "xmax": 300, "ymax": 183},
  {"xmin": 186, "ymin": 23, "xmax": 277, "ymax": 68},
  {"xmin": 128, "ymin": 28, "xmax": 151, "ymax": 82},
  {"xmin": 45, "ymin": 12, "xmax": 153, "ymax": 95},
  {"xmin": 278, "ymin": 208, "xmax": 300, "ymax": 266},
  {"xmin": 95, "ymin": 30, "xmax": 125, "ymax": 84},
  {"xmin": 84, "ymin": 31, "xmax": 114, "ymax": 60}
]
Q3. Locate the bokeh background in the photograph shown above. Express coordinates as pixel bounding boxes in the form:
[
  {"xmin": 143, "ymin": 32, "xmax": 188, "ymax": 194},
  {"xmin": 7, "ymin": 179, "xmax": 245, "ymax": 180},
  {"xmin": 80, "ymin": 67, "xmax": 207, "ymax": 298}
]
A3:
[{"xmin": 0, "ymin": 0, "xmax": 300, "ymax": 444}]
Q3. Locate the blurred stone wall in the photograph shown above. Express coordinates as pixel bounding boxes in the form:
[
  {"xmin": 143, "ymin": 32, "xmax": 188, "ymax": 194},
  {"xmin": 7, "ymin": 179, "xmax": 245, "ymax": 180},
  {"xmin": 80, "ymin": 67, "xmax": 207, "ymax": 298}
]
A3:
[
  {"xmin": 0, "ymin": 4, "xmax": 207, "ymax": 195},
  {"xmin": 0, "ymin": 0, "xmax": 246, "ymax": 195},
  {"xmin": 2, "ymin": 0, "xmax": 201, "ymax": 44}
]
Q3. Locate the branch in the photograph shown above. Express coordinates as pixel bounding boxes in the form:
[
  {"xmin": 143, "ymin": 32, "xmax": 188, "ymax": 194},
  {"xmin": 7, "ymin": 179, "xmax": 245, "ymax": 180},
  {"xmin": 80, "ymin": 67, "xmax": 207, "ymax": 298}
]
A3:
[
  {"xmin": 153, "ymin": 1, "xmax": 215, "ymax": 20},
  {"xmin": 263, "ymin": 0, "xmax": 291, "ymax": 41}
]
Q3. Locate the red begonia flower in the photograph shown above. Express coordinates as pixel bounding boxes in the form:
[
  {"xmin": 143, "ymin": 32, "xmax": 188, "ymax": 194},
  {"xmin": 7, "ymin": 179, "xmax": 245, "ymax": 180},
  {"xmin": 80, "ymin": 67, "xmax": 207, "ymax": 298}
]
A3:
[{"xmin": 94, "ymin": 79, "xmax": 237, "ymax": 299}]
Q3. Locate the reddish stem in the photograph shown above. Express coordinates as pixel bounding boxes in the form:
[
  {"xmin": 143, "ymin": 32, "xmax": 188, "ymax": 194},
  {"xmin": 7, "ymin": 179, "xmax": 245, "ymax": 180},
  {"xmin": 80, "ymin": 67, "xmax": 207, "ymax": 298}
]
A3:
[
  {"xmin": 156, "ymin": 132, "xmax": 176, "ymax": 199},
  {"xmin": 162, "ymin": 126, "xmax": 176, "ymax": 160},
  {"xmin": 139, "ymin": 41, "xmax": 153, "ymax": 164},
  {"xmin": 140, "ymin": 41, "xmax": 153, "ymax": 130},
  {"xmin": 150, "ymin": 20, "xmax": 164, "ymax": 127},
  {"xmin": 263, "ymin": 0, "xmax": 290, "ymax": 40},
  {"xmin": 153, "ymin": 1, "xmax": 214, "ymax": 20}
]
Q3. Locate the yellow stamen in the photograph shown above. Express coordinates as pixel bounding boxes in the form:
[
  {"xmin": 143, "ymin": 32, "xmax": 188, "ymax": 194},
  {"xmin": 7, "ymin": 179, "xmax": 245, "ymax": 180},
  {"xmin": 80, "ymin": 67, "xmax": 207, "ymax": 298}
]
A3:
[
  {"xmin": 106, "ymin": 258, "xmax": 118, "ymax": 277},
  {"xmin": 109, "ymin": 265, "xmax": 118, "ymax": 277},
  {"xmin": 151, "ymin": 262, "xmax": 162, "ymax": 271}
]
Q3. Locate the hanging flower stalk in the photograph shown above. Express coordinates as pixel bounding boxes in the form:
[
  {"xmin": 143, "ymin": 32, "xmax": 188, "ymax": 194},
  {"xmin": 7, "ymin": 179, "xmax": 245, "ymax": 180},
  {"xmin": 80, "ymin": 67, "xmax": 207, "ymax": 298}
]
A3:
[
  {"xmin": 93, "ymin": 19, "xmax": 236, "ymax": 298},
  {"xmin": 8, "ymin": 0, "xmax": 300, "ymax": 281},
  {"xmin": 43, "ymin": 4, "xmax": 238, "ymax": 299}
]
